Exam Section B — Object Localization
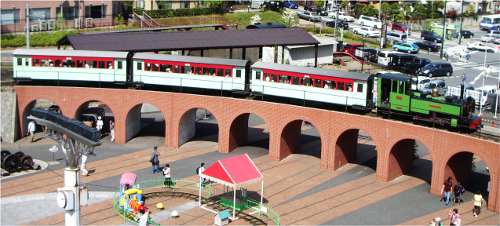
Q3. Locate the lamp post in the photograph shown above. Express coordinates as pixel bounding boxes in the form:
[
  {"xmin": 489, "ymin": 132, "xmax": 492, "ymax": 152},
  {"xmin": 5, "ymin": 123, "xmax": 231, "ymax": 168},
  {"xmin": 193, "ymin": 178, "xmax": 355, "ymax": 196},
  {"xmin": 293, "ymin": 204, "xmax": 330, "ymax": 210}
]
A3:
[
  {"xmin": 25, "ymin": 1, "xmax": 30, "ymax": 48},
  {"xmin": 440, "ymin": 0, "xmax": 447, "ymax": 59},
  {"xmin": 458, "ymin": 0, "xmax": 464, "ymax": 45}
]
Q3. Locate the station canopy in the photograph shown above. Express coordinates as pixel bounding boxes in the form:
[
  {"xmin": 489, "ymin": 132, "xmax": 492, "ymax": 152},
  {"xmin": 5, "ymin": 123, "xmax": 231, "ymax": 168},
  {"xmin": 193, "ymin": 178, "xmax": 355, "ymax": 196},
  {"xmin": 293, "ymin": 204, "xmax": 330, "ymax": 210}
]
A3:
[
  {"xmin": 60, "ymin": 28, "xmax": 320, "ymax": 52},
  {"xmin": 201, "ymin": 154, "xmax": 263, "ymax": 188}
]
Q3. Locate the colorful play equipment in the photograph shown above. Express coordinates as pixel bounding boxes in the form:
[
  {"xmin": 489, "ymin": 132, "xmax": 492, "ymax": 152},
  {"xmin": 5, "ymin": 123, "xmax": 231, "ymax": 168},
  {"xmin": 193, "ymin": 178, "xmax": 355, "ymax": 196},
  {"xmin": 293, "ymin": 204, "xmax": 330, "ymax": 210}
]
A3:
[{"xmin": 116, "ymin": 172, "xmax": 158, "ymax": 225}]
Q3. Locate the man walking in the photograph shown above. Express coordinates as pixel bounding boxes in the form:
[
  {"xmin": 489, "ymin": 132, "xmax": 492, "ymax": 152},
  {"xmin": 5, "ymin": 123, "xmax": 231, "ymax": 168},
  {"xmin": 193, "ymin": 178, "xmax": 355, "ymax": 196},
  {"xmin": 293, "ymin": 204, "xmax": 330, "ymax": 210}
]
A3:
[
  {"xmin": 27, "ymin": 120, "xmax": 36, "ymax": 142},
  {"xmin": 150, "ymin": 146, "xmax": 160, "ymax": 174},
  {"xmin": 81, "ymin": 154, "xmax": 89, "ymax": 176},
  {"xmin": 441, "ymin": 177, "xmax": 453, "ymax": 206},
  {"xmin": 96, "ymin": 116, "xmax": 104, "ymax": 132},
  {"xmin": 453, "ymin": 182, "xmax": 465, "ymax": 203}
]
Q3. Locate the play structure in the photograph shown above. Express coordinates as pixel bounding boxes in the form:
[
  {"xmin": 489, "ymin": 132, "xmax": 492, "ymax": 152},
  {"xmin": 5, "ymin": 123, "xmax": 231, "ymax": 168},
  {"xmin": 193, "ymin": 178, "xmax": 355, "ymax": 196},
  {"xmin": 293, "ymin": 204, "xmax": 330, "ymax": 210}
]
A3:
[{"xmin": 112, "ymin": 154, "xmax": 280, "ymax": 225}]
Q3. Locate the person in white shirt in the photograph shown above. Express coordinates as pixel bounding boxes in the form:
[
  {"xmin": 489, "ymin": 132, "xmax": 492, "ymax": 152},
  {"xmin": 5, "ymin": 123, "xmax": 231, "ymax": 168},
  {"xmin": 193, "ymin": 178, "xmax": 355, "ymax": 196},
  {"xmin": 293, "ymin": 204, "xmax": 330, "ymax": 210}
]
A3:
[
  {"xmin": 109, "ymin": 120, "xmax": 115, "ymax": 142},
  {"xmin": 162, "ymin": 163, "xmax": 173, "ymax": 187},
  {"xmin": 27, "ymin": 120, "xmax": 36, "ymax": 142},
  {"xmin": 96, "ymin": 116, "xmax": 104, "ymax": 132},
  {"xmin": 81, "ymin": 154, "xmax": 89, "ymax": 176},
  {"xmin": 138, "ymin": 209, "xmax": 149, "ymax": 226}
]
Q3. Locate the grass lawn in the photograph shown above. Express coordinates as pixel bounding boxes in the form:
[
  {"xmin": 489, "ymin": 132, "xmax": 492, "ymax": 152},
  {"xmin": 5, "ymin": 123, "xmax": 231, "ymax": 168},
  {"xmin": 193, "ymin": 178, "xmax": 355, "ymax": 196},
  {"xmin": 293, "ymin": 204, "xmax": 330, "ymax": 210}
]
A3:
[{"xmin": 224, "ymin": 10, "xmax": 285, "ymax": 27}]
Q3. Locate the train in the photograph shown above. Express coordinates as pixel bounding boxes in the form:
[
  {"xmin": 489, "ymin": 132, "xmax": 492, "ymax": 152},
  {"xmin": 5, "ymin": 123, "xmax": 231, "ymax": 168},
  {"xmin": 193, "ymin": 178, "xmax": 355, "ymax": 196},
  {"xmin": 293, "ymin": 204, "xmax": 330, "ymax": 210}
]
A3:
[{"xmin": 12, "ymin": 49, "xmax": 482, "ymax": 131}]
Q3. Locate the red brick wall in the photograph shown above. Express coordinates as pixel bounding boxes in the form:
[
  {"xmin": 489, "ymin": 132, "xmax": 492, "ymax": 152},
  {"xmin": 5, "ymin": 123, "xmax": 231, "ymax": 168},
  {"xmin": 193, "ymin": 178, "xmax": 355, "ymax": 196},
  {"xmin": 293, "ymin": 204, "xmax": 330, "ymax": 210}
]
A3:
[{"xmin": 15, "ymin": 86, "xmax": 500, "ymax": 212}]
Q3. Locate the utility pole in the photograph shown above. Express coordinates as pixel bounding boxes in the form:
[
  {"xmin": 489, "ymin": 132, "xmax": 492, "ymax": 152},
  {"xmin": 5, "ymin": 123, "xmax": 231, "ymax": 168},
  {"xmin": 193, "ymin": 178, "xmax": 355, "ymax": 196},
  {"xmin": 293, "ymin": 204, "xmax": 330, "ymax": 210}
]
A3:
[
  {"xmin": 25, "ymin": 1, "xmax": 30, "ymax": 48},
  {"xmin": 458, "ymin": 0, "xmax": 464, "ymax": 45},
  {"xmin": 440, "ymin": 0, "xmax": 447, "ymax": 59},
  {"xmin": 334, "ymin": 0, "xmax": 339, "ymax": 37},
  {"xmin": 378, "ymin": 0, "xmax": 383, "ymax": 49},
  {"xmin": 495, "ymin": 69, "xmax": 499, "ymax": 118}
]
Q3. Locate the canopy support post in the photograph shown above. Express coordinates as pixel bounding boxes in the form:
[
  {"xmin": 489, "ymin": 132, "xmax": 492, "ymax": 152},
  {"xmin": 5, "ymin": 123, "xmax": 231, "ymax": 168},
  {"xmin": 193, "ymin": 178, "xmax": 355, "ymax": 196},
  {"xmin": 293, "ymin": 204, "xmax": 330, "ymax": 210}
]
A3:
[
  {"xmin": 260, "ymin": 179, "xmax": 264, "ymax": 210},
  {"xmin": 198, "ymin": 177, "xmax": 202, "ymax": 206},
  {"xmin": 233, "ymin": 187, "xmax": 236, "ymax": 220}
]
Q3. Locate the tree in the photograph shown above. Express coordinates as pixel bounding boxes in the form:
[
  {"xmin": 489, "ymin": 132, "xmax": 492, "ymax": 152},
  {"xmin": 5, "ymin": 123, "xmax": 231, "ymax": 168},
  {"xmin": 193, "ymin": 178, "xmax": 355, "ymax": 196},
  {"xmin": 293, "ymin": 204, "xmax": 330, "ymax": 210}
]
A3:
[
  {"xmin": 314, "ymin": 0, "xmax": 326, "ymax": 9},
  {"xmin": 410, "ymin": 3, "xmax": 427, "ymax": 22},
  {"xmin": 282, "ymin": 10, "xmax": 298, "ymax": 27},
  {"xmin": 353, "ymin": 3, "xmax": 378, "ymax": 18}
]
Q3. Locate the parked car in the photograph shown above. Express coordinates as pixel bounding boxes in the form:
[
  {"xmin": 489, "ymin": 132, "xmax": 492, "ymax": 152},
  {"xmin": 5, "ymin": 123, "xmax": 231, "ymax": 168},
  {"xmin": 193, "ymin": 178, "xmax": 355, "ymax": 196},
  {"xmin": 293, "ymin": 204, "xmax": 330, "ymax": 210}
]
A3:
[
  {"xmin": 357, "ymin": 15, "xmax": 382, "ymax": 28},
  {"xmin": 417, "ymin": 62, "xmax": 453, "ymax": 77},
  {"xmin": 326, "ymin": 19, "xmax": 349, "ymax": 29},
  {"xmin": 467, "ymin": 42, "xmax": 497, "ymax": 52},
  {"xmin": 416, "ymin": 57, "xmax": 432, "ymax": 69},
  {"xmin": 480, "ymin": 30, "xmax": 500, "ymax": 44},
  {"xmin": 353, "ymin": 26, "xmax": 381, "ymax": 37},
  {"xmin": 411, "ymin": 76, "xmax": 432, "ymax": 91},
  {"xmin": 388, "ymin": 53, "xmax": 421, "ymax": 74},
  {"xmin": 420, "ymin": 30, "xmax": 443, "ymax": 43},
  {"xmin": 414, "ymin": 41, "xmax": 440, "ymax": 52},
  {"xmin": 393, "ymin": 42, "xmax": 419, "ymax": 54},
  {"xmin": 452, "ymin": 30, "xmax": 474, "ymax": 39},
  {"xmin": 298, "ymin": 11, "xmax": 321, "ymax": 22},
  {"xmin": 283, "ymin": 0, "xmax": 298, "ymax": 9},
  {"xmin": 304, "ymin": 5, "xmax": 318, "ymax": 12},
  {"xmin": 377, "ymin": 51, "xmax": 398, "ymax": 66},
  {"xmin": 420, "ymin": 79, "xmax": 447, "ymax": 96},
  {"xmin": 386, "ymin": 31, "xmax": 408, "ymax": 44},
  {"xmin": 391, "ymin": 23, "xmax": 409, "ymax": 33},
  {"xmin": 354, "ymin": 47, "xmax": 379, "ymax": 63},
  {"xmin": 332, "ymin": 11, "xmax": 355, "ymax": 22}
]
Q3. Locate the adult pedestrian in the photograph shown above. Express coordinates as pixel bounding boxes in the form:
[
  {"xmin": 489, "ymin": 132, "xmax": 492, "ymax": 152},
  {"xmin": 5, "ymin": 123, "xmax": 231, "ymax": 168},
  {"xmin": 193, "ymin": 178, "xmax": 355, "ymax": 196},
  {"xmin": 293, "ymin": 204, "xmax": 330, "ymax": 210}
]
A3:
[
  {"xmin": 453, "ymin": 182, "xmax": 465, "ymax": 203},
  {"xmin": 96, "ymin": 116, "xmax": 104, "ymax": 132},
  {"xmin": 81, "ymin": 154, "xmax": 89, "ymax": 176},
  {"xmin": 441, "ymin": 177, "xmax": 453, "ymax": 206},
  {"xmin": 429, "ymin": 217, "xmax": 443, "ymax": 226},
  {"xmin": 472, "ymin": 191, "xmax": 485, "ymax": 217},
  {"xmin": 150, "ymin": 146, "xmax": 160, "ymax": 174},
  {"xmin": 27, "ymin": 120, "xmax": 36, "ymax": 142},
  {"xmin": 162, "ymin": 163, "xmax": 173, "ymax": 187},
  {"xmin": 109, "ymin": 120, "xmax": 115, "ymax": 142}
]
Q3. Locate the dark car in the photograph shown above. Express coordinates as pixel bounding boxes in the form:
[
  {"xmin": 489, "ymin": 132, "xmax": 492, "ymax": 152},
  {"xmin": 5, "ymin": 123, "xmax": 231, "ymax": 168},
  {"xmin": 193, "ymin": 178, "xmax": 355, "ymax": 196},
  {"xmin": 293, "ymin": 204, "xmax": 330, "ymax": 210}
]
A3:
[
  {"xmin": 452, "ymin": 30, "xmax": 474, "ymax": 39},
  {"xmin": 283, "ymin": 0, "xmax": 298, "ymax": 9},
  {"xmin": 304, "ymin": 5, "xmax": 317, "ymax": 12},
  {"xmin": 417, "ymin": 57, "xmax": 432, "ymax": 69},
  {"xmin": 421, "ymin": 30, "xmax": 443, "ymax": 43},
  {"xmin": 354, "ymin": 47, "xmax": 379, "ymax": 63},
  {"xmin": 414, "ymin": 41, "xmax": 440, "ymax": 52},
  {"xmin": 417, "ymin": 62, "xmax": 453, "ymax": 77},
  {"xmin": 326, "ymin": 19, "xmax": 349, "ymax": 30},
  {"xmin": 388, "ymin": 53, "xmax": 421, "ymax": 74}
]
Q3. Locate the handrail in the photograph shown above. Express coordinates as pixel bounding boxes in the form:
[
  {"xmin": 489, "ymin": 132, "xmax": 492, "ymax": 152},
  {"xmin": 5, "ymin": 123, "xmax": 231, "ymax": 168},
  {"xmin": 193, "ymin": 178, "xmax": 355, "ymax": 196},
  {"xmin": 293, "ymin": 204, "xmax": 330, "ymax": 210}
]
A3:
[{"xmin": 142, "ymin": 11, "xmax": 161, "ymax": 27}]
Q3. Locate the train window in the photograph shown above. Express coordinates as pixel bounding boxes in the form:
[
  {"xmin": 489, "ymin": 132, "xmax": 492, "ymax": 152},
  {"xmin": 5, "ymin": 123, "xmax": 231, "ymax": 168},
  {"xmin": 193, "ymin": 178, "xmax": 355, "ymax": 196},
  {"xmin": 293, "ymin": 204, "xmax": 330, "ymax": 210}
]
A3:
[
  {"xmin": 33, "ymin": 59, "xmax": 40, "ymax": 66},
  {"xmin": 118, "ymin": 61, "xmax": 122, "ymax": 69},
  {"xmin": 17, "ymin": 58, "xmax": 22, "ymax": 66},
  {"xmin": 25, "ymin": 59, "xmax": 29, "ymax": 66},
  {"xmin": 314, "ymin": 79, "xmax": 322, "ymax": 87},
  {"xmin": 292, "ymin": 77, "xmax": 299, "ymax": 85},
  {"xmin": 324, "ymin": 81, "xmax": 331, "ymax": 88},
  {"xmin": 404, "ymin": 82, "xmax": 410, "ymax": 95},
  {"xmin": 346, "ymin": 83, "xmax": 353, "ymax": 91},
  {"xmin": 303, "ymin": 77, "xmax": 311, "ymax": 86},
  {"xmin": 152, "ymin": 64, "xmax": 159, "ymax": 71},
  {"xmin": 236, "ymin": 70, "xmax": 242, "ymax": 78},
  {"xmin": 272, "ymin": 75, "xmax": 278, "ymax": 82},
  {"xmin": 338, "ymin": 82, "xmax": 345, "ymax": 90},
  {"xmin": 264, "ymin": 73, "xmax": 270, "ymax": 81},
  {"xmin": 216, "ymin": 68, "xmax": 223, "ymax": 76},
  {"xmin": 392, "ymin": 80, "xmax": 398, "ymax": 92},
  {"xmin": 196, "ymin": 67, "xmax": 201, "ymax": 74},
  {"xmin": 185, "ymin": 66, "xmax": 191, "ymax": 74},
  {"xmin": 191, "ymin": 67, "xmax": 196, "ymax": 74},
  {"xmin": 209, "ymin": 68, "xmax": 215, "ymax": 75},
  {"xmin": 159, "ymin": 64, "xmax": 167, "ymax": 72},
  {"xmin": 332, "ymin": 81, "xmax": 337, "ymax": 89},
  {"xmin": 399, "ymin": 81, "xmax": 405, "ymax": 94},
  {"xmin": 255, "ymin": 71, "xmax": 261, "ymax": 80},
  {"xmin": 137, "ymin": 62, "xmax": 142, "ymax": 70},
  {"xmin": 357, "ymin": 84, "xmax": 364, "ymax": 92},
  {"xmin": 99, "ymin": 61, "xmax": 105, "ymax": 69},
  {"xmin": 225, "ymin": 69, "xmax": 231, "ymax": 77}
]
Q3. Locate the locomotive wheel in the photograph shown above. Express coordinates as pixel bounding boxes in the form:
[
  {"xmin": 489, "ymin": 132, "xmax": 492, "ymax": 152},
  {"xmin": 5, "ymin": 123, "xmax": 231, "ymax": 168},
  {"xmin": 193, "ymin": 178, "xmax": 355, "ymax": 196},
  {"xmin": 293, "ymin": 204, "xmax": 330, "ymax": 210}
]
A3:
[
  {"xmin": 1, "ymin": 150, "xmax": 11, "ymax": 160},
  {"xmin": 20, "ymin": 155, "xmax": 34, "ymax": 170},
  {"xmin": 2, "ymin": 154, "xmax": 20, "ymax": 173}
]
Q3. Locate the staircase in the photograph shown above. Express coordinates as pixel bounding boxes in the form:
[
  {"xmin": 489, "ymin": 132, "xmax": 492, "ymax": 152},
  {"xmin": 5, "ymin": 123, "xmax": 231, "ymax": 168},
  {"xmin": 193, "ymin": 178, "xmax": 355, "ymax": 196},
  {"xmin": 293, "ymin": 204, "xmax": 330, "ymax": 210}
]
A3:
[{"xmin": 132, "ymin": 11, "xmax": 162, "ymax": 28}]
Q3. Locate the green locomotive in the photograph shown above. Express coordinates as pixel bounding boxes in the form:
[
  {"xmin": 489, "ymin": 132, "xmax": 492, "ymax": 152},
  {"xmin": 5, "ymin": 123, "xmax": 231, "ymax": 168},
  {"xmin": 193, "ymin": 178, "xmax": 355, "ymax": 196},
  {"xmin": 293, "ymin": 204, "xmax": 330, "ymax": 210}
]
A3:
[{"xmin": 373, "ymin": 72, "xmax": 481, "ymax": 130}]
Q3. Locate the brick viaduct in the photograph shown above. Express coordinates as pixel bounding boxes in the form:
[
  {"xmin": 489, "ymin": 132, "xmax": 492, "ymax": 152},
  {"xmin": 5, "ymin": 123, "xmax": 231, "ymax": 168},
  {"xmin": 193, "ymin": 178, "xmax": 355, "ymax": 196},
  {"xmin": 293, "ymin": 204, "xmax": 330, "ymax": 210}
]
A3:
[{"xmin": 15, "ymin": 86, "xmax": 500, "ymax": 212}]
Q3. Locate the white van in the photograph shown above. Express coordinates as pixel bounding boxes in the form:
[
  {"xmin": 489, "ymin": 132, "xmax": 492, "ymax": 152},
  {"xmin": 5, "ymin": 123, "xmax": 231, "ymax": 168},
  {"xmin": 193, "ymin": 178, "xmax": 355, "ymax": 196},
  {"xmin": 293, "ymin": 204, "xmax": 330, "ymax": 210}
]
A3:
[
  {"xmin": 386, "ymin": 31, "xmax": 407, "ymax": 43},
  {"xmin": 357, "ymin": 15, "xmax": 382, "ymax": 28},
  {"xmin": 377, "ymin": 51, "xmax": 397, "ymax": 66}
]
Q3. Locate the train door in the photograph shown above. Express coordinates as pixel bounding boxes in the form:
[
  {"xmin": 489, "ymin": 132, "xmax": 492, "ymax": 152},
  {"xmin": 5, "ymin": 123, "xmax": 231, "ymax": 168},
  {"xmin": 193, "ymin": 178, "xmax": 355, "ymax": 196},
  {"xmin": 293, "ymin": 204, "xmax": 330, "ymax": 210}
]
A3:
[{"xmin": 389, "ymin": 79, "xmax": 411, "ymax": 112}]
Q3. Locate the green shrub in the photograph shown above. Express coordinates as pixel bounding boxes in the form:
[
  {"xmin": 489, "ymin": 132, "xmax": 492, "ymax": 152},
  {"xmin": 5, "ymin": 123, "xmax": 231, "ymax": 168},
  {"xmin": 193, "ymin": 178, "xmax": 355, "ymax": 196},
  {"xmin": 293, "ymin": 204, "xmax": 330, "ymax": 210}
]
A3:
[{"xmin": 1, "ymin": 30, "xmax": 78, "ymax": 48}]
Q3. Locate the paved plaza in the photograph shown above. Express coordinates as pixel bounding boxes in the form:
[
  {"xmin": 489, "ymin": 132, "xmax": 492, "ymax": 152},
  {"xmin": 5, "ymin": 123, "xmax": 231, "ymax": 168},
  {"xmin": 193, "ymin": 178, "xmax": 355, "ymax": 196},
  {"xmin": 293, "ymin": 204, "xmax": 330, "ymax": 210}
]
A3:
[{"xmin": 1, "ymin": 116, "xmax": 498, "ymax": 226}]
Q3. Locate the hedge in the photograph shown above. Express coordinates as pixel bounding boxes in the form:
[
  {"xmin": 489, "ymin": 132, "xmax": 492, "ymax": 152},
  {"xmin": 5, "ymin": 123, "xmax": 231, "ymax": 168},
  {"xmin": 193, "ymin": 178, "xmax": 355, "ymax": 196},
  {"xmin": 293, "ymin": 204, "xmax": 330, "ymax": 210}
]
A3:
[
  {"xmin": 1, "ymin": 30, "xmax": 78, "ymax": 48},
  {"xmin": 134, "ymin": 7, "xmax": 227, "ymax": 18}
]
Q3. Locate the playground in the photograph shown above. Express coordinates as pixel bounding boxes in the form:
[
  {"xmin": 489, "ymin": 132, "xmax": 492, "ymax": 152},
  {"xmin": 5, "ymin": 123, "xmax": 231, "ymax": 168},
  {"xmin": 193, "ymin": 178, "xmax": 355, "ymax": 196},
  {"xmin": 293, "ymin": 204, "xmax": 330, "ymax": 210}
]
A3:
[{"xmin": 114, "ymin": 154, "xmax": 279, "ymax": 226}]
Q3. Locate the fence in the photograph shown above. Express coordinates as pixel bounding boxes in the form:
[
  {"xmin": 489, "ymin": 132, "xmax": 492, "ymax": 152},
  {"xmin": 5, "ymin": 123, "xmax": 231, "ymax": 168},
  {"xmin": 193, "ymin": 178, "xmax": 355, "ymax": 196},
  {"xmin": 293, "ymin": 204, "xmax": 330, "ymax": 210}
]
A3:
[{"xmin": 1, "ymin": 16, "xmax": 115, "ymax": 34}]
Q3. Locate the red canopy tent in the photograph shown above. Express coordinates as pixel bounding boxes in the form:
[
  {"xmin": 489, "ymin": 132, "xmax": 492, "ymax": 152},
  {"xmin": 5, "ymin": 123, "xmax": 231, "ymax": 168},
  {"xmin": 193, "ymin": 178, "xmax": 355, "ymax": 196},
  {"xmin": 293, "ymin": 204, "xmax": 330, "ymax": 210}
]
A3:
[{"xmin": 199, "ymin": 154, "xmax": 264, "ymax": 219}]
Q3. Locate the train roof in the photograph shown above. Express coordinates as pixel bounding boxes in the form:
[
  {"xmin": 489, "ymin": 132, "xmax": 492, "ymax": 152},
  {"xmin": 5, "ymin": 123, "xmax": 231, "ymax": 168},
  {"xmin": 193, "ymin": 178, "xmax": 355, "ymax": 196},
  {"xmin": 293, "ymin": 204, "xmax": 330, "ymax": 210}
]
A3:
[
  {"xmin": 133, "ymin": 53, "xmax": 248, "ymax": 67},
  {"xmin": 376, "ymin": 72, "xmax": 411, "ymax": 81},
  {"xmin": 13, "ymin": 49, "xmax": 129, "ymax": 58},
  {"xmin": 251, "ymin": 62, "xmax": 369, "ymax": 81}
]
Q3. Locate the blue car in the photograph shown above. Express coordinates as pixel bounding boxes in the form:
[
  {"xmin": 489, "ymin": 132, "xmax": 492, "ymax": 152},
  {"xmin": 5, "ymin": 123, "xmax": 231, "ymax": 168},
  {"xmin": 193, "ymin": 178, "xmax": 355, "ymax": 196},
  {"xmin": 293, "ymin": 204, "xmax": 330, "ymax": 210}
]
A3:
[
  {"xmin": 283, "ymin": 1, "xmax": 298, "ymax": 9},
  {"xmin": 393, "ymin": 42, "xmax": 419, "ymax": 54}
]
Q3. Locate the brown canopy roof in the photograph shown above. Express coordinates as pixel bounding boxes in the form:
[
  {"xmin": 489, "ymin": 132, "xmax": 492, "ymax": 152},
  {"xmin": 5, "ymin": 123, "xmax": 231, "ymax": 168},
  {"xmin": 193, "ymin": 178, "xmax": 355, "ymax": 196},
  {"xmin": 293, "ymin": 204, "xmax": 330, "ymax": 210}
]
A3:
[{"xmin": 60, "ymin": 28, "xmax": 320, "ymax": 52}]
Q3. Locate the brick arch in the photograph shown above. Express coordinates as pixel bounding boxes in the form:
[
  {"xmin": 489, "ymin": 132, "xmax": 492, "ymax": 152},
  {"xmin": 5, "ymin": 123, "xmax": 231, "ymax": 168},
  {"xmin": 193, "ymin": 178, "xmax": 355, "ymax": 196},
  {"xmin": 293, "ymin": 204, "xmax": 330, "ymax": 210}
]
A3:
[
  {"xmin": 73, "ymin": 99, "xmax": 116, "ymax": 118},
  {"xmin": 176, "ymin": 107, "xmax": 219, "ymax": 147},
  {"xmin": 440, "ymin": 150, "xmax": 498, "ymax": 211},
  {"xmin": 124, "ymin": 102, "xmax": 167, "ymax": 142},
  {"xmin": 277, "ymin": 117, "xmax": 325, "ymax": 161},
  {"xmin": 19, "ymin": 98, "xmax": 64, "ymax": 136},
  {"xmin": 385, "ymin": 138, "xmax": 433, "ymax": 182},
  {"xmin": 329, "ymin": 127, "xmax": 380, "ymax": 171},
  {"xmin": 227, "ymin": 112, "xmax": 269, "ymax": 152}
]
